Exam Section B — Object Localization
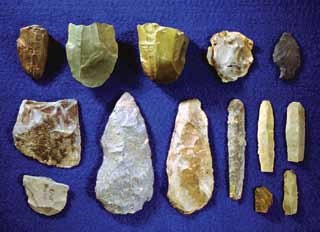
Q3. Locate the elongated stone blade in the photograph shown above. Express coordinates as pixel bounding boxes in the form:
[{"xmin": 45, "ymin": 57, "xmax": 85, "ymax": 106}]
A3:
[
  {"xmin": 228, "ymin": 99, "xmax": 246, "ymax": 200},
  {"xmin": 255, "ymin": 186, "xmax": 273, "ymax": 213},
  {"xmin": 167, "ymin": 99, "xmax": 213, "ymax": 214},
  {"xmin": 95, "ymin": 92, "xmax": 154, "ymax": 214},
  {"xmin": 137, "ymin": 23, "xmax": 189, "ymax": 84},
  {"xmin": 273, "ymin": 32, "xmax": 301, "ymax": 80},
  {"xmin": 13, "ymin": 99, "xmax": 81, "ymax": 168},
  {"xmin": 17, "ymin": 25, "xmax": 48, "ymax": 79},
  {"xmin": 66, "ymin": 23, "xmax": 118, "ymax": 88},
  {"xmin": 283, "ymin": 170, "xmax": 298, "ymax": 215},
  {"xmin": 23, "ymin": 175, "xmax": 69, "ymax": 216},
  {"xmin": 257, "ymin": 100, "xmax": 275, "ymax": 172},
  {"xmin": 286, "ymin": 102, "xmax": 305, "ymax": 162}
]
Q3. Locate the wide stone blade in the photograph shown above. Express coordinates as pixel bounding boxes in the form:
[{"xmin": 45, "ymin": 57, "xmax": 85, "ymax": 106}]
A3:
[
  {"xmin": 23, "ymin": 175, "xmax": 69, "ymax": 216},
  {"xmin": 95, "ymin": 92, "xmax": 154, "ymax": 214},
  {"xmin": 273, "ymin": 32, "xmax": 301, "ymax": 80},
  {"xmin": 167, "ymin": 99, "xmax": 213, "ymax": 214},
  {"xmin": 137, "ymin": 23, "xmax": 189, "ymax": 84},
  {"xmin": 257, "ymin": 100, "xmax": 275, "ymax": 172},
  {"xmin": 13, "ymin": 99, "xmax": 81, "ymax": 168},
  {"xmin": 66, "ymin": 23, "xmax": 118, "ymax": 88},
  {"xmin": 283, "ymin": 170, "xmax": 298, "ymax": 215},
  {"xmin": 286, "ymin": 102, "xmax": 305, "ymax": 162},
  {"xmin": 228, "ymin": 99, "xmax": 246, "ymax": 200}
]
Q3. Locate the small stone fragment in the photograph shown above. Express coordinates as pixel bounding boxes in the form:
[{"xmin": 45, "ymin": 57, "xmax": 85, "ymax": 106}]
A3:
[
  {"xmin": 286, "ymin": 102, "xmax": 305, "ymax": 162},
  {"xmin": 228, "ymin": 99, "xmax": 246, "ymax": 200},
  {"xmin": 273, "ymin": 32, "xmax": 301, "ymax": 80},
  {"xmin": 66, "ymin": 23, "xmax": 118, "ymax": 87},
  {"xmin": 207, "ymin": 31, "xmax": 254, "ymax": 83},
  {"xmin": 23, "ymin": 175, "xmax": 69, "ymax": 216},
  {"xmin": 255, "ymin": 186, "xmax": 273, "ymax": 213},
  {"xmin": 137, "ymin": 23, "xmax": 189, "ymax": 84},
  {"xmin": 257, "ymin": 100, "xmax": 275, "ymax": 172},
  {"xmin": 283, "ymin": 170, "xmax": 298, "ymax": 215},
  {"xmin": 95, "ymin": 92, "xmax": 154, "ymax": 214},
  {"xmin": 17, "ymin": 25, "xmax": 48, "ymax": 79},
  {"xmin": 13, "ymin": 99, "xmax": 81, "ymax": 168},
  {"xmin": 167, "ymin": 99, "xmax": 213, "ymax": 214}
]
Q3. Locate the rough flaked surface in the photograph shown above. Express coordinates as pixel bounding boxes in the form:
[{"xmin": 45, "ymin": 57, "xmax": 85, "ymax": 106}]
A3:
[
  {"xmin": 95, "ymin": 92, "xmax": 154, "ymax": 214},
  {"xmin": 255, "ymin": 186, "xmax": 273, "ymax": 213},
  {"xmin": 13, "ymin": 99, "xmax": 81, "ymax": 168},
  {"xmin": 283, "ymin": 170, "xmax": 298, "ymax": 215},
  {"xmin": 286, "ymin": 102, "xmax": 305, "ymax": 162},
  {"xmin": 227, "ymin": 99, "xmax": 246, "ymax": 200},
  {"xmin": 257, "ymin": 100, "xmax": 275, "ymax": 172},
  {"xmin": 137, "ymin": 23, "xmax": 189, "ymax": 84},
  {"xmin": 23, "ymin": 175, "xmax": 69, "ymax": 216},
  {"xmin": 167, "ymin": 99, "xmax": 213, "ymax": 214},
  {"xmin": 66, "ymin": 23, "xmax": 118, "ymax": 87},
  {"xmin": 17, "ymin": 25, "xmax": 48, "ymax": 79},
  {"xmin": 207, "ymin": 31, "xmax": 254, "ymax": 83},
  {"xmin": 273, "ymin": 32, "xmax": 301, "ymax": 80}
]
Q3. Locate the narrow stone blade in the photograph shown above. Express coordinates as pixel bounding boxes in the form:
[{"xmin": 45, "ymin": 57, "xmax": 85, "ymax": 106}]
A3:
[
  {"xmin": 257, "ymin": 100, "xmax": 275, "ymax": 172},
  {"xmin": 228, "ymin": 99, "xmax": 246, "ymax": 200},
  {"xmin": 283, "ymin": 170, "xmax": 298, "ymax": 215},
  {"xmin": 95, "ymin": 92, "xmax": 154, "ymax": 214},
  {"xmin": 166, "ymin": 99, "xmax": 213, "ymax": 214}
]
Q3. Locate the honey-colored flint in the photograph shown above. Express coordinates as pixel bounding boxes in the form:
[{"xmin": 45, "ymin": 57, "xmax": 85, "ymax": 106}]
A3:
[{"xmin": 255, "ymin": 186, "xmax": 273, "ymax": 213}]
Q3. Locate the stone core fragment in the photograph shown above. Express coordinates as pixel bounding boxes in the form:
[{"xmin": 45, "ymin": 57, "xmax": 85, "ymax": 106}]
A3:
[{"xmin": 255, "ymin": 186, "xmax": 273, "ymax": 213}]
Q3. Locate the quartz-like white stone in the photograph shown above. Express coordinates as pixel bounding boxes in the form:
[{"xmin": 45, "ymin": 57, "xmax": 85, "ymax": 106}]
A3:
[
  {"xmin": 167, "ymin": 99, "xmax": 213, "ymax": 214},
  {"xmin": 95, "ymin": 92, "xmax": 154, "ymax": 214},
  {"xmin": 23, "ymin": 175, "xmax": 69, "ymax": 216}
]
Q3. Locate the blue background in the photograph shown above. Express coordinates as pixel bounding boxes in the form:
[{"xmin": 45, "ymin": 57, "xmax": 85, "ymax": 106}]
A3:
[{"xmin": 0, "ymin": 0, "xmax": 319, "ymax": 231}]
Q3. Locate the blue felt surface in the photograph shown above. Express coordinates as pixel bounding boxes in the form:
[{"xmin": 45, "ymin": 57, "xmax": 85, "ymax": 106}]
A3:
[{"xmin": 1, "ymin": 0, "xmax": 320, "ymax": 231}]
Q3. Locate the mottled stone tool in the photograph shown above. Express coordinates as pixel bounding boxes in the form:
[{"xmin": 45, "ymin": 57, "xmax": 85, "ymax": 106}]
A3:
[
  {"xmin": 255, "ymin": 186, "xmax": 273, "ymax": 213},
  {"xmin": 283, "ymin": 170, "xmax": 298, "ymax": 215}
]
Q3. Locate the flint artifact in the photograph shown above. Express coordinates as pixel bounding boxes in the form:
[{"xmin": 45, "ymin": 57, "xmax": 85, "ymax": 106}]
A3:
[
  {"xmin": 167, "ymin": 99, "xmax": 213, "ymax": 214},
  {"xmin": 283, "ymin": 170, "xmax": 298, "ymax": 215},
  {"xmin": 273, "ymin": 32, "xmax": 301, "ymax": 80},
  {"xmin": 286, "ymin": 102, "xmax": 305, "ymax": 162},
  {"xmin": 17, "ymin": 25, "xmax": 48, "ymax": 79},
  {"xmin": 257, "ymin": 100, "xmax": 275, "ymax": 172},
  {"xmin": 228, "ymin": 99, "xmax": 246, "ymax": 200},
  {"xmin": 23, "ymin": 175, "xmax": 69, "ymax": 216},
  {"xmin": 137, "ymin": 23, "xmax": 189, "ymax": 84},
  {"xmin": 66, "ymin": 23, "xmax": 118, "ymax": 87},
  {"xmin": 95, "ymin": 92, "xmax": 154, "ymax": 214},
  {"xmin": 255, "ymin": 186, "xmax": 273, "ymax": 213},
  {"xmin": 207, "ymin": 31, "xmax": 254, "ymax": 83},
  {"xmin": 13, "ymin": 99, "xmax": 81, "ymax": 168}
]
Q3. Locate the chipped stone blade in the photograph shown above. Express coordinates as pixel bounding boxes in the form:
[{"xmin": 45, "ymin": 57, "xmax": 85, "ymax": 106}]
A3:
[
  {"xmin": 255, "ymin": 186, "xmax": 273, "ymax": 213},
  {"xmin": 13, "ymin": 99, "xmax": 81, "ymax": 168},
  {"xmin": 166, "ymin": 99, "xmax": 214, "ymax": 214},
  {"xmin": 95, "ymin": 92, "xmax": 154, "ymax": 214},
  {"xmin": 17, "ymin": 25, "xmax": 48, "ymax": 79},
  {"xmin": 283, "ymin": 170, "xmax": 298, "ymax": 215},
  {"xmin": 66, "ymin": 23, "xmax": 118, "ymax": 88},
  {"xmin": 273, "ymin": 32, "xmax": 301, "ymax": 80},
  {"xmin": 228, "ymin": 99, "xmax": 246, "ymax": 200},
  {"xmin": 137, "ymin": 23, "xmax": 189, "ymax": 84},
  {"xmin": 23, "ymin": 175, "xmax": 69, "ymax": 216},
  {"xmin": 286, "ymin": 102, "xmax": 305, "ymax": 162},
  {"xmin": 257, "ymin": 100, "xmax": 275, "ymax": 172}
]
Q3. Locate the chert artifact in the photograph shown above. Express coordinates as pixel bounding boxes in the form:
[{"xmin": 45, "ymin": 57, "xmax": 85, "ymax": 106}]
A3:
[
  {"xmin": 207, "ymin": 31, "xmax": 254, "ymax": 83},
  {"xmin": 23, "ymin": 175, "xmax": 69, "ymax": 216},
  {"xmin": 255, "ymin": 186, "xmax": 273, "ymax": 213},
  {"xmin": 17, "ymin": 25, "xmax": 48, "ymax": 79},
  {"xmin": 13, "ymin": 99, "xmax": 81, "ymax": 168},
  {"xmin": 228, "ymin": 99, "xmax": 246, "ymax": 200},
  {"xmin": 137, "ymin": 23, "xmax": 189, "ymax": 84},
  {"xmin": 273, "ymin": 32, "xmax": 301, "ymax": 80},
  {"xmin": 167, "ymin": 99, "xmax": 213, "ymax": 214},
  {"xmin": 66, "ymin": 23, "xmax": 118, "ymax": 87},
  {"xmin": 95, "ymin": 92, "xmax": 154, "ymax": 214},
  {"xmin": 283, "ymin": 170, "xmax": 298, "ymax": 215},
  {"xmin": 257, "ymin": 100, "xmax": 275, "ymax": 172},
  {"xmin": 286, "ymin": 102, "xmax": 305, "ymax": 162}
]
